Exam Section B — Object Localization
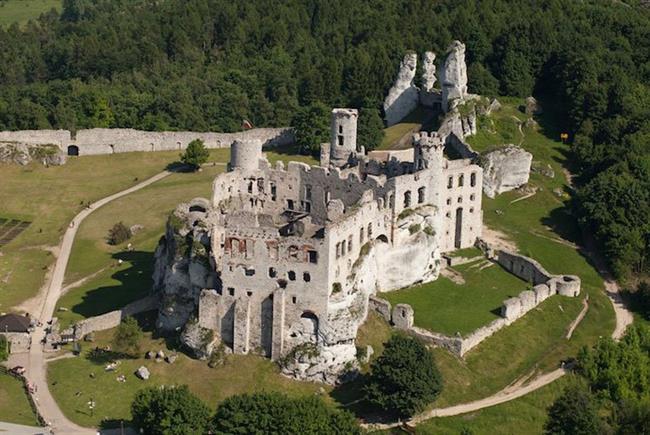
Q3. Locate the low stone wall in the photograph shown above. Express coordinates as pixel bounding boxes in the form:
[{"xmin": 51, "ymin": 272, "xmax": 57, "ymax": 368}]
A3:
[
  {"xmin": 368, "ymin": 296, "xmax": 392, "ymax": 322},
  {"xmin": 1, "ymin": 332, "xmax": 31, "ymax": 353},
  {"xmin": 71, "ymin": 295, "xmax": 158, "ymax": 339},
  {"xmin": 0, "ymin": 127, "xmax": 294, "ymax": 157},
  {"xmin": 371, "ymin": 249, "xmax": 581, "ymax": 357}
]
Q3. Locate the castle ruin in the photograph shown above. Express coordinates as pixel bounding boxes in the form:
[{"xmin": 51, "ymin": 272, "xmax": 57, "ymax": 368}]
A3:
[{"xmin": 153, "ymin": 106, "xmax": 483, "ymax": 383}]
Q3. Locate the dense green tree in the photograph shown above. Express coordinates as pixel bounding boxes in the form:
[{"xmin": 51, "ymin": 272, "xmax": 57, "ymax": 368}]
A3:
[
  {"xmin": 112, "ymin": 316, "xmax": 142, "ymax": 357},
  {"xmin": 544, "ymin": 383, "xmax": 602, "ymax": 435},
  {"xmin": 180, "ymin": 139, "xmax": 210, "ymax": 170},
  {"xmin": 131, "ymin": 385, "xmax": 211, "ymax": 435},
  {"xmin": 357, "ymin": 106, "xmax": 385, "ymax": 151},
  {"xmin": 210, "ymin": 392, "xmax": 360, "ymax": 434},
  {"xmin": 364, "ymin": 334, "xmax": 442, "ymax": 418},
  {"xmin": 291, "ymin": 102, "xmax": 330, "ymax": 155},
  {"xmin": 0, "ymin": 335, "xmax": 9, "ymax": 362}
]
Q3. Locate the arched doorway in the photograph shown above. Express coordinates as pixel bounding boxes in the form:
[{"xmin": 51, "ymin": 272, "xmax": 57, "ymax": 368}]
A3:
[{"xmin": 67, "ymin": 145, "xmax": 79, "ymax": 156}]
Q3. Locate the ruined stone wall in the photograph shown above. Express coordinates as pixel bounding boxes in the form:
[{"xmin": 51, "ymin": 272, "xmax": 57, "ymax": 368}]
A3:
[
  {"xmin": 71, "ymin": 295, "xmax": 158, "ymax": 339},
  {"xmin": 440, "ymin": 160, "xmax": 483, "ymax": 252},
  {"xmin": 0, "ymin": 128, "xmax": 293, "ymax": 156},
  {"xmin": 497, "ymin": 250, "xmax": 553, "ymax": 285},
  {"xmin": 368, "ymin": 296, "xmax": 391, "ymax": 322}
]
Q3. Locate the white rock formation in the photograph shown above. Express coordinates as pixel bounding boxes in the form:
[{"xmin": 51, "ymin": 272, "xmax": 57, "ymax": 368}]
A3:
[
  {"xmin": 421, "ymin": 51, "xmax": 437, "ymax": 92},
  {"xmin": 480, "ymin": 145, "xmax": 533, "ymax": 198},
  {"xmin": 0, "ymin": 142, "xmax": 66, "ymax": 166},
  {"xmin": 136, "ymin": 366, "xmax": 150, "ymax": 380},
  {"xmin": 440, "ymin": 41, "xmax": 468, "ymax": 112},
  {"xmin": 383, "ymin": 53, "xmax": 419, "ymax": 126}
]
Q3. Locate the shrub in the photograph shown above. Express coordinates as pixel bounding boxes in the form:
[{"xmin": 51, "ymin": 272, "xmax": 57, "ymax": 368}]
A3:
[
  {"xmin": 131, "ymin": 385, "xmax": 211, "ymax": 435},
  {"xmin": 364, "ymin": 334, "xmax": 442, "ymax": 418},
  {"xmin": 544, "ymin": 383, "xmax": 602, "ymax": 435},
  {"xmin": 107, "ymin": 222, "xmax": 131, "ymax": 245},
  {"xmin": 210, "ymin": 392, "xmax": 360, "ymax": 434},
  {"xmin": 112, "ymin": 316, "xmax": 143, "ymax": 357},
  {"xmin": 0, "ymin": 336, "xmax": 9, "ymax": 362},
  {"xmin": 409, "ymin": 223, "xmax": 421, "ymax": 234},
  {"xmin": 180, "ymin": 139, "xmax": 209, "ymax": 170},
  {"xmin": 332, "ymin": 282, "xmax": 342, "ymax": 294}
]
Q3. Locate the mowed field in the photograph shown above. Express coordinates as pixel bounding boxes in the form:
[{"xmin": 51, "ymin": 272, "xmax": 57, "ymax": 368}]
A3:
[
  {"xmin": 0, "ymin": 0, "xmax": 61, "ymax": 26},
  {"xmin": 0, "ymin": 371, "xmax": 39, "ymax": 426}
]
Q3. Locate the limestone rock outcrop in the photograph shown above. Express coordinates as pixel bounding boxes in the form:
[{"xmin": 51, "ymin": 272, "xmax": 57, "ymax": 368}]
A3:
[
  {"xmin": 440, "ymin": 41, "xmax": 468, "ymax": 112},
  {"xmin": 383, "ymin": 53, "xmax": 419, "ymax": 126},
  {"xmin": 0, "ymin": 142, "xmax": 66, "ymax": 166},
  {"xmin": 480, "ymin": 145, "xmax": 533, "ymax": 198},
  {"xmin": 421, "ymin": 51, "xmax": 437, "ymax": 92}
]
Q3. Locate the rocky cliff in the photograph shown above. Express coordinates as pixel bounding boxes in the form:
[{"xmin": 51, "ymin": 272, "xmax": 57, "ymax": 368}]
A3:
[
  {"xmin": 0, "ymin": 142, "xmax": 66, "ymax": 166},
  {"xmin": 383, "ymin": 53, "xmax": 419, "ymax": 126},
  {"xmin": 480, "ymin": 145, "xmax": 533, "ymax": 198},
  {"xmin": 440, "ymin": 41, "xmax": 468, "ymax": 112}
]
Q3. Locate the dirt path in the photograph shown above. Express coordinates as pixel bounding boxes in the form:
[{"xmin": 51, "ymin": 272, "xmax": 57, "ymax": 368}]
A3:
[
  {"xmin": 24, "ymin": 170, "xmax": 171, "ymax": 435},
  {"xmin": 565, "ymin": 297, "xmax": 589, "ymax": 339}
]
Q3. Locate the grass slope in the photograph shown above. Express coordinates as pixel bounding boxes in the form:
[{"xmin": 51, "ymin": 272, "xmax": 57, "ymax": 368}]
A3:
[
  {"xmin": 0, "ymin": 372, "xmax": 39, "ymax": 426},
  {"xmin": 0, "ymin": 0, "xmax": 60, "ymax": 26},
  {"xmin": 382, "ymin": 262, "xmax": 529, "ymax": 335}
]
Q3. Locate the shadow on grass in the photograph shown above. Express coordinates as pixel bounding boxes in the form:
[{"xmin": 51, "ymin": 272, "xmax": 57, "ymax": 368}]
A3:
[
  {"xmin": 68, "ymin": 250, "xmax": 154, "ymax": 320},
  {"xmin": 99, "ymin": 418, "xmax": 133, "ymax": 431}
]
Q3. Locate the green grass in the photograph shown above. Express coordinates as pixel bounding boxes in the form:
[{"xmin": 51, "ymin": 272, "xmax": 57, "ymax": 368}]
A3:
[
  {"xmin": 48, "ymin": 317, "xmax": 325, "ymax": 428},
  {"xmin": 0, "ymin": 372, "xmax": 40, "ymax": 426},
  {"xmin": 382, "ymin": 262, "xmax": 529, "ymax": 335},
  {"xmin": 400, "ymin": 375, "xmax": 571, "ymax": 435},
  {"xmin": 378, "ymin": 107, "xmax": 439, "ymax": 150},
  {"xmin": 0, "ymin": 0, "xmax": 61, "ymax": 27}
]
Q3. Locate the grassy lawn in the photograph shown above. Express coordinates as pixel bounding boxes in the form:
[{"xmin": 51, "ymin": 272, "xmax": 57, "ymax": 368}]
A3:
[
  {"xmin": 47, "ymin": 314, "xmax": 326, "ymax": 428},
  {"xmin": 382, "ymin": 261, "xmax": 529, "ymax": 335},
  {"xmin": 465, "ymin": 96, "xmax": 527, "ymax": 153},
  {"xmin": 0, "ymin": 0, "xmax": 61, "ymax": 26},
  {"xmin": 378, "ymin": 107, "xmax": 439, "ymax": 150},
  {"xmin": 0, "ymin": 372, "xmax": 40, "ymax": 426}
]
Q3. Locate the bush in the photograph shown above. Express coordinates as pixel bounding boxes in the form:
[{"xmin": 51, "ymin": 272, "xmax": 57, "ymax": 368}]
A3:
[
  {"xmin": 364, "ymin": 334, "xmax": 442, "ymax": 418},
  {"xmin": 112, "ymin": 316, "xmax": 143, "ymax": 357},
  {"xmin": 0, "ymin": 336, "xmax": 9, "ymax": 362},
  {"xmin": 107, "ymin": 222, "xmax": 131, "ymax": 245},
  {"xmin": 180, "ymin": 139, "xmax": 209, "ymax": 170},
  {"xmin": 131, "ymin": 385, "xmax": 211, "ymax": 435},
  {"xmin": 210, "ymin": 392, "xmax": 360, "ymax": 434}
]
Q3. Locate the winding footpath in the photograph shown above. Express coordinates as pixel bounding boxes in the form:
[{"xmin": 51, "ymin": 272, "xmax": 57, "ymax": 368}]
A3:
[{"xmin": 25, "ymin": 170, "xmax": 171, "ymax": 435}]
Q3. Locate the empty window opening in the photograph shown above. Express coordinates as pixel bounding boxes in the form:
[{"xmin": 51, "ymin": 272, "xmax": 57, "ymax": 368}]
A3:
[
  {"xmin": 292, "ymin": 296, "xmax": 297, "ymax": 304},
  {"xmin": 470, "ymin": 194, "xmax": 475, "ymax": 201},
  {"xmin": 447, "ymin": 176, "xmax": 453, "ymax": 189},
  {"xmin": 470, "ymin": 207, "xmax": 475, "ymax": 213},
  {"xmin": 268, "ymin": 267, "xmax": 277, "ymax": 278},
  {"xmin": 247, "ymin": 291, "xmax": 252, "ymax": 297},
  {"xmin": 347, "ymin": 236, "xmax": 353, "ymax": 253},
  {"xmin": 216, "ymin": 288, "xmax": 222, "ymax": 295},
  {"xmin": 248, "ymin": 180, "xmax": 254, "ymax": 193},
  {"xmin": 446, "ymin": 198, "xmax": 451, "ymax": 205},
  {"xmin": 418, "ymin": 187, "xmax": 425, "ymax": 204},
  {"xmin": 458, "ymin": 196, "xmax": 462, "ymax": 203},
  {"xmin": 308, "ymin": 250, "xmax": 318, "ymax": 264},
  {"xmin": 287, "ymin": 199, "xmax": 294, "ymax": 210},
  {"xmin": 277, "ymin": 279, "xmax": 288, "ymax": 289},
  {"xmin": 305, "ymin": 185, "xmax": 312, "ymax": 201},
  {"xmin": 338, "ymin": 125, "xmax": 343, "ymax": 134},
  {"xmin": 403, "ymin": 191, "xmax": 411, "ymax": 208},
  {"xmin": 458, "ymin": 174, "xmax": 464, "ymax": 187},
  {"xmin": 228, "ymin": 287, "xmax": 235, "ymax": 296},
  {"xmin": 288, "ymin": 271, "xmax": 296, "ymax": 281},
  {"xmin": 303, "ymin": 272, "xmax": 311, "ymax": 282},
  {"xmin": 270, "ymin": 183, "xmax": 277, "ymax": 201},
  {"xmin": 367, "ymin": 223, "xmax": 373, "ymax": 238},
  {"xmin": 337, "ymin": 135, "xmax": 344, "ymax": 146},
  {"xmin": 336, "ymin": 243, "xmax": 341, "ymax": 259},
  {"xmin": 401, "ymin": 310, "xmax": 406, "ymax": 318},
  {"xmin": 67, "ymin": 145, "xmax": 79, "ymax": 156},
  {"xmin": 257, "ymin": 178, "xmax": 264, "ymax": 193},
  {"xmin": 325, "ymin": 189, "xmax": 331, "ymax": 204},
  {"xmin": 341, "ymin": 240, "xmax": 347, "ymax": 256},
  {"xmin": 359, "ymin": 227, "xmax": 365, "ymax": 244},
  {"xmin": 470, "ymin": 172, "xmax": 477, "ymax": 187}
]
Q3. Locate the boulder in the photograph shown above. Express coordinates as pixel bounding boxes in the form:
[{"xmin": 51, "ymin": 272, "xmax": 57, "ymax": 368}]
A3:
[
  {"xmin": 440, "ymin": 41, "xmax": 468, "ymax": 112},
  {"xmin": 383, "ymin": 53, "xmax": 419, "ymax": 126},
  {"xmin": 166, "ymin": 354, "xmax": 177, "ymax": 364},
  {"xmin": 145, "ymin": 350, "xmax": 155, "ymax": 359},
  {"xmin": 480, "ymin": 145, "xmax": 533, "ymax": 198},
  {"xmin": 524, "ymin": 96, "xmax": 542, "ymax": 115},
  {"xmin": 135, "ymin": 366, "xmax": 150, "ymax": 380},
  {"xmin": 486, "ymin": 98, "xmax": 501, "ymax": 114}
]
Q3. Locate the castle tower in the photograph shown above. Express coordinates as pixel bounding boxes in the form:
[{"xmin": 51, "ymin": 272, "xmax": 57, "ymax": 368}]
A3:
[
  {"xmin": 229, "ymin": 140, "xmax": 262, "ymax": 172},
  {"xmin": 329, "ymin": 108, "xmax": 358, "ymax": 168},
  {"xmin": 413, "ymin": 131, "xmax": 444, "ymax": 171}
]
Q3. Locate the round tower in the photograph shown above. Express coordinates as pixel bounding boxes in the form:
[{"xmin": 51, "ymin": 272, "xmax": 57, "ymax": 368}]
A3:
[
  {"xmin": 229, "ymin": 140, "xmax": 262, "ymax": 172},
  {"xmin": 413, "ymin": 132, "xmax": 444, "ymax": 171},
  {"xmin": 329, "ymin": 108, "xmax": 358, "ymax": 167}
]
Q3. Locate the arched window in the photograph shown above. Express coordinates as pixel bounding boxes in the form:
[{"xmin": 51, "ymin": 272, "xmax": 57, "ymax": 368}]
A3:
[
  {"xmin": 470, "ymin": 172, "xmax": 477, "ymax": 187},
  {"xmin": 418, "ymin": 187, "xmax": 425, "ymax": 204},
  {"xmin": 288, "ymin": 271, "xmax": 296, "ymax": 281},
  {"xmin": 403, "ymin": 191, "xmax": 411, "ymax": 208},
  {"xmin": 458, "ymin": 174, "xmax": 464, "ymax": 187}
]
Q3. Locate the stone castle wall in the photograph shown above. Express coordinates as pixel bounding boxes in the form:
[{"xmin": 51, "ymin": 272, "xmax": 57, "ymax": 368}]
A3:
[
  {"xmin": 1, "ymin": 332, "xmax": 31, "ymax": 353},
  {"xmin": 0, "ymin": 127, "xmax": 293, "ymax": 156},
  {"xmin": 70, "ymin": 295, "xmax": 158, "ymax": 339}
]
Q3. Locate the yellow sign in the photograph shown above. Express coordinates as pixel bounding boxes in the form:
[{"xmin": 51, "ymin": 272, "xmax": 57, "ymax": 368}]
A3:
[{"xmin": 560, "ymin": 133, "xmax": 569, "ymax": 140}]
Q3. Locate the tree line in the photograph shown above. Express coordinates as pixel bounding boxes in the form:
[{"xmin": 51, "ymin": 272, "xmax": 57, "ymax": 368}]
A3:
[{"xmin": 0, "ymin": 0, "xmax": 648, "ymax": 277}]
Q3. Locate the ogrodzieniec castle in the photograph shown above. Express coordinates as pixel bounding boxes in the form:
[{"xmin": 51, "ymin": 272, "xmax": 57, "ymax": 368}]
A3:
[{"xmin": 150, "ymin": 41, "xmax": 580, "ymax": 383}]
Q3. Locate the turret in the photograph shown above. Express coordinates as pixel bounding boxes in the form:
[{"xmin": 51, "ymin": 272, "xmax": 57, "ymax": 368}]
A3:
[
  {"xmin": 329, "ymin": 108, "xmax": 358, "ymax": 168},
  {"xmin": 229, "ymin": 140, "xmax": 262, "ymax": 172},
  {"xmin": 412, "ymin": 132, "xmax": 444, "ymax": 171}
]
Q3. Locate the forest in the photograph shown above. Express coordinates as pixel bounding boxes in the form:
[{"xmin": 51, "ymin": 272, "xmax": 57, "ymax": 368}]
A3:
[{"xmin": 0, "ymin": 0, "xmax": 648, "ymax": 280}]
